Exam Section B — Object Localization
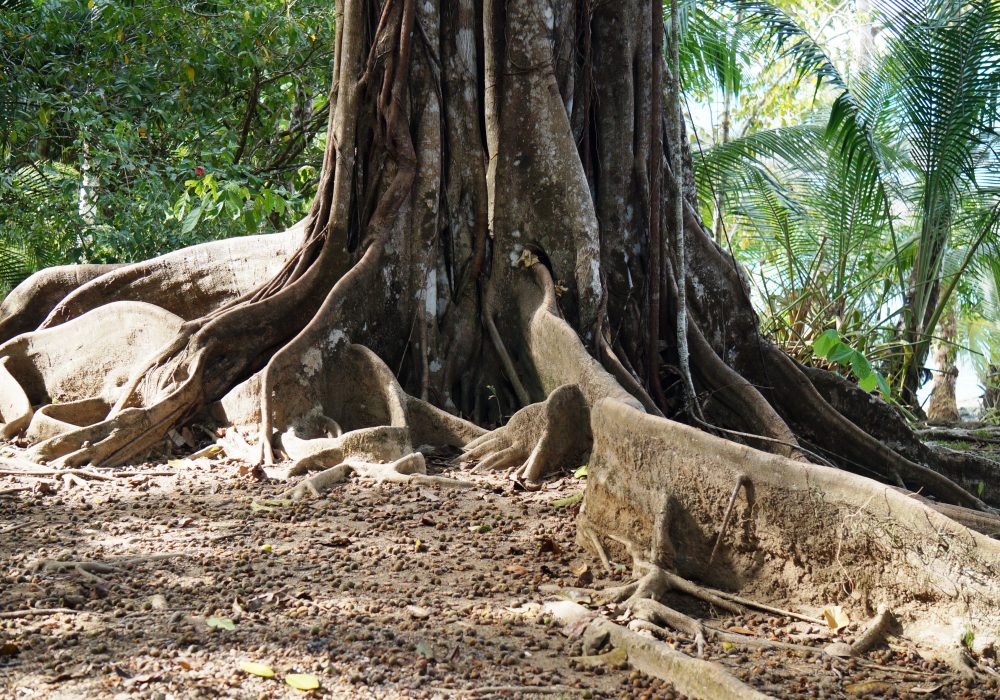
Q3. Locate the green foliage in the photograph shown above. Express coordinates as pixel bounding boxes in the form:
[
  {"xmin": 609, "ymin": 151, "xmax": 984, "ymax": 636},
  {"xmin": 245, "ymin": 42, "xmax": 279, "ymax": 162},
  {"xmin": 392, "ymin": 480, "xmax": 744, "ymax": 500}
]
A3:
[
  {"xmin": 685, "ymin": 0, "xmax": 1000, "ymax": 400},
  {"xmin": 0, "ymin": 0, "xmax": 333, "ymax": 293},
  {"xmin": 812, "ymin": 330, "xmax": 891, "ymax": 397}
]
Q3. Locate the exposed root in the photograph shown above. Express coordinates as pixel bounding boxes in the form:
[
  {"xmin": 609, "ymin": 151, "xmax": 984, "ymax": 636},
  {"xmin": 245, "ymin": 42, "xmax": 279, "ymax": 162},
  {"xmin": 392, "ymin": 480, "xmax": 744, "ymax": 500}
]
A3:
[
  {"xmin": 34, "ymin": 554, "xmax": 183, "ymax": 583},
  {"xmin": 544, "ymin": 599, "xmax": 770, "ymax": 699},
  {"xmin": 851, "ymin": 607, "xmax": 898, "ymax": 656},
  {"xmin": 462, "ymin": 383, "xmax": 591, "ymax": 488},
  {"xmin": 286, "ymin": 451, "xmax": 474, "ymax": 500},
  {"xmin": 581, "ymin": 398, "xmax": 1000, "ymax": 652}
]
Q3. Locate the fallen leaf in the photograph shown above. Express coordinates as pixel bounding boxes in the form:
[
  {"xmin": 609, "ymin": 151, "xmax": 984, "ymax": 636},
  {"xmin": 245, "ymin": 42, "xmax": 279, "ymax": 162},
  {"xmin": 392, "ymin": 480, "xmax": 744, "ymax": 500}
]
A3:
[
  {"xmin": 570, "ymin": 563, "xmax": 589, "ymax": 577},
  {"xmin": 239, "ymin": 661, "xmax": 275, "ymax": 678},
  {"xmin": 506, "ymin": 564, "xmax": 530, "ymax": 576},
  {"xmin": 846, "ymin": 680, "xmax": 891, "ymax": 695},
  {"xmin": 284, "ymin": 673, "xmax": 320, "ymax": 691},
  {"xmin": 573, "ymin": 465, "xmax": 589, "ymax": 478},
  {"xmin": 824, "ymin": 642, "xmax": 854, "ymax": 658},
  {"xmin": 0, "ymin": 641, "xmax": 19, "ymax": 657},
  {"xmin": 910, "ymin": 685, "xmax": 943, "ymax": 694},
  {"xmin": 727, "ymin": 626, "xmax": 755, "ymax": 635},
  {"xmin": 821, "ymin": 605, "xmax": 850, "ymax": 631},
  {"xmin": 250, "ymin": 501, "xmax": 273, "ymax": 513},
  {"xmin": 206, "ymin": 616, "xmax": 236, "ymax": 631},
  {"xmin": 553, "ymin": 493, "xmax": 583, "ymax": 508},
  {"xmin": 721, "ymin": 641, "xmax": 735, "ymax": 651},
  {"xmin": 190, "ymin": 444, "xmax": 224, "ymax": 460},
  {"xmin": 573, "ymin": 647, "xmax": 628, "ymax": 669}
]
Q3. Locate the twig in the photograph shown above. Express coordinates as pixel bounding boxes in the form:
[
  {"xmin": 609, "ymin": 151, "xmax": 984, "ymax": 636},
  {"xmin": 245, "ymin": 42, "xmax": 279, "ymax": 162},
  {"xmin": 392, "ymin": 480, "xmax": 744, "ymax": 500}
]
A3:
[
  {"xmin": 0, "ymin": 607, "xmax": 85, "ymax": 619},
  {"xmin": 0, "ymin": 487, "xmax": 30, "ymax": 497},
  {"xmin": 0, "ymin": 466, "xmax": 113, "ymax": 481}
]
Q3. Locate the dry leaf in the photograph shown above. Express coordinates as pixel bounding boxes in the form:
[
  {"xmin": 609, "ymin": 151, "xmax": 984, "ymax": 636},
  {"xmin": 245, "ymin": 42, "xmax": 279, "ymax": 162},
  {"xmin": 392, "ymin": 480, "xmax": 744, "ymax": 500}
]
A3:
[
  {"xmin": 239, "ymin": 661, "xmax": 275, "ymax": 678},
  {"xmin": 285, "ymin": 673, "xmax": 320, "ymax": 691},
  {"xmin": 823, "ymin": 642, "xmax": 854, "ymax": 658},
  {"xmin": 821, "ymin": 605, "xmax": 850, "ymax": 631}
]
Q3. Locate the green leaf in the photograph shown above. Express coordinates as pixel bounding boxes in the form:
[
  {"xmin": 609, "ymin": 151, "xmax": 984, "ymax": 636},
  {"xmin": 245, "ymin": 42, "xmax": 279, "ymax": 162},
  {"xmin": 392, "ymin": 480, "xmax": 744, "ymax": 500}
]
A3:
[
  {"xmin": 206, "ymin": 616, "xmax": 236, "ymax": 631},
  {"xmin": 250, "ymin": 500, "xmax": 274, "ymax": 512},
  {"xmin": 239, "ymin": 661, "xmax": 275, "ymax": 678},
  {"xmin": 849, "ymin": 351, "xmax": 872, "ymax": 379},
  {"xmin": 180, "ymin": 204, "xmax": 203, "ymax": 234},
  {"xmin": 285, "ymin": 673, "xmax": 320, "ymax": 691},
  {"xmin": 875, "ymin": 374, "xmax": 892, "ymax": 398},
  {"xmin": 827, "ymin": 343, "xmax": 854, "ymax": 364},
  {"xmin": 858, "ymin": 374, "xmax": 878, "ymax": 392},
  {"xmin": 812, "ymin": 329, "xmax": 840, "ymax": 357},
  {"xmin": 573, "ymin": 465, "xmax": 589, "ymax": 478},
  {"xmin": 553, "ymin": 493, "xmax": 583, "ymax": 508}
]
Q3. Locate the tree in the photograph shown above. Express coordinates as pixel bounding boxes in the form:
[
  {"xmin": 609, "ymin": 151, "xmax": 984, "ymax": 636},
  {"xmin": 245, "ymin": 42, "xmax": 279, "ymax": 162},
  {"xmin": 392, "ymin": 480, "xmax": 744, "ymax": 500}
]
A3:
[
  {"xmin": 0, "ymin": 0, "xmax": 334, "ymax": 289},
  {"xmin": 3, "ymin": 0, "xmax": 1000, "ymax": 687}
]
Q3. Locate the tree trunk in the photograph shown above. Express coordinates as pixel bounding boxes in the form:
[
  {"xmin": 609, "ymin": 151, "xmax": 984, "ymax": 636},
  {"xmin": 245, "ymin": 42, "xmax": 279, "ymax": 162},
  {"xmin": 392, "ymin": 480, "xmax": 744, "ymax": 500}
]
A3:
[
  {"xmin": 2, "ymin": 0, "xmax": 1000, "ymax": 670},
  {"xmin": 927, "ymin": 302, "xmax": 960, "ymax": 424}
]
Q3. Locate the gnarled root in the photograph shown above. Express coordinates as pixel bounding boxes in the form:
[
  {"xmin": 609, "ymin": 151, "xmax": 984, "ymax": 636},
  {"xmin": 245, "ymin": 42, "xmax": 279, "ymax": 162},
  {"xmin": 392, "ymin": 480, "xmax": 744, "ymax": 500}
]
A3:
[
  {"xmin": 544, "ymin": 599, "xmax": 770, "ymax": 699},
  {"xmin": 461, "ymin": 383, "xmax": 591, "ymax": 487},
  {"xmin": 286, "ymin": 450, "xmax": 473, "ymax": 500}
]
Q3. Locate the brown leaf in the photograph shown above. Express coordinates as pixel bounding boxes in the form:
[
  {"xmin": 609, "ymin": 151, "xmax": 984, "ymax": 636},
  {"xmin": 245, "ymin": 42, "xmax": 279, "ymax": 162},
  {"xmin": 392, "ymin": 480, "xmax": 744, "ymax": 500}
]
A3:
[
  {"xmin": 823, "ymin": 642, "xmax": 854, "ymax": 658},
  {"xmin": 821, "ymin": 605, "xmax": 850, "ymax": 631}
]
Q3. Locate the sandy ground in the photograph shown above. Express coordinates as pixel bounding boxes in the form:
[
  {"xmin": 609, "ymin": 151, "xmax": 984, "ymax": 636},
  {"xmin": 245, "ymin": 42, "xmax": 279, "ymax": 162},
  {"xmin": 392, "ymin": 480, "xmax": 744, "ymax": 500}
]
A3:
[{"xmin": 2, "ymin": 446, "xmax": 998, "ymax": 699}]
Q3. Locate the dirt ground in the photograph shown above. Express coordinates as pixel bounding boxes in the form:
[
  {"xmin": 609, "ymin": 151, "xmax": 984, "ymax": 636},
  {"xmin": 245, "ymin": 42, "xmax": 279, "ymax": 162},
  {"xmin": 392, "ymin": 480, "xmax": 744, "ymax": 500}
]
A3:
[{"xmin": 2, "ymin": 442, "xmax": 999, "ymax": 699}]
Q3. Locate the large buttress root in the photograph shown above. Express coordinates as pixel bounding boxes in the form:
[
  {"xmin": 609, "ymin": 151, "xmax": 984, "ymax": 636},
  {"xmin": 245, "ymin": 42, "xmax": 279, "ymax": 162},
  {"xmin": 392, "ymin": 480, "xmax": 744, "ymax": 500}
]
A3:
[
  {"xmin": 580, "ymin": 398, "xmax": 1000, "ymax": 657},
  {"xmin": 0, "ymin": 302, "xmax": 183, "ymax": 445},
  {"xmin": 0, "ymin": 263, "xmax": 122, "ymax": 344},
  {"xmin": 39, "ymin": 223, "xmax": 304, "ymax": 329}
]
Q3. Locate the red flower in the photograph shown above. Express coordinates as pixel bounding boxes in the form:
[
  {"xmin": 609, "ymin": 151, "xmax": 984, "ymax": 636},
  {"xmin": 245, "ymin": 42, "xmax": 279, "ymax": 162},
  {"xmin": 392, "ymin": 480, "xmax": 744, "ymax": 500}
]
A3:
[{"xmin": 195, "ymin": 166, "xmax": 205, "ymax": 176}]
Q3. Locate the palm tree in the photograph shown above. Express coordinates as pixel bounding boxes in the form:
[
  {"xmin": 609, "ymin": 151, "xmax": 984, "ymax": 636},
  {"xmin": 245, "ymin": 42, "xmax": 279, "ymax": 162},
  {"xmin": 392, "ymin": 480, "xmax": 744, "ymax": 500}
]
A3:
[{"xmin": 684, "ymin": 0, "xmax": 1000, "ymax": 410}]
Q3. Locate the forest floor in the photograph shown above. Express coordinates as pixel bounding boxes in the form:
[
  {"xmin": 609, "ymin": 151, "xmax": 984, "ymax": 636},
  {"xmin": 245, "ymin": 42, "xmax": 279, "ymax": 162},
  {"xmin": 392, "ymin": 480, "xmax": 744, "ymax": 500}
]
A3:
[{"xmin": 1, "ymin": 438, "xmax": 998, "ymax": 699}]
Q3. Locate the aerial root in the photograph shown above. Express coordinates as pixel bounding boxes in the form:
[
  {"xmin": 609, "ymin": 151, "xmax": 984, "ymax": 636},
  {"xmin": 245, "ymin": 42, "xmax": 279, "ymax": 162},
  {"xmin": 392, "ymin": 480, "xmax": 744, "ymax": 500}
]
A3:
[
  {"xmin": 286, "ymin": 451, "xmax": 474, "ymax": 500},
  {"xmin": 33, "ymin": 553, "xmax": 184, "ymax": 584}
]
